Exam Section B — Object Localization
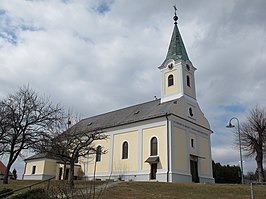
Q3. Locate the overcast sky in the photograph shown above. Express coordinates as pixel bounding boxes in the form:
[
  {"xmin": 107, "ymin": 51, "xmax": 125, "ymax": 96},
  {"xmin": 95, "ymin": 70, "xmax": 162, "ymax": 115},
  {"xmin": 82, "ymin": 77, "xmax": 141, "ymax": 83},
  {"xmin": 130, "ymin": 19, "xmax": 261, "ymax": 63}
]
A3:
[{"xmin": 1, "ymin": 0, "xmax": 266, "ymax": 179}]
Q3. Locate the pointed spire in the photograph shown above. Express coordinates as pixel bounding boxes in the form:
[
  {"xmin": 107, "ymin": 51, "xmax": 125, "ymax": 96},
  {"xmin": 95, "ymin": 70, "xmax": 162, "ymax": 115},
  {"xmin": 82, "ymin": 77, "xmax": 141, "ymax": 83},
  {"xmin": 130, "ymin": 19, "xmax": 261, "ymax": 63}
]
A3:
[
  {"xmin": 160, "ymin": 8, "xmax": 189, "ymax": 68},
  {"xmin": 166, "ymin": 22, "xmax": 189, "ymax": 61}
]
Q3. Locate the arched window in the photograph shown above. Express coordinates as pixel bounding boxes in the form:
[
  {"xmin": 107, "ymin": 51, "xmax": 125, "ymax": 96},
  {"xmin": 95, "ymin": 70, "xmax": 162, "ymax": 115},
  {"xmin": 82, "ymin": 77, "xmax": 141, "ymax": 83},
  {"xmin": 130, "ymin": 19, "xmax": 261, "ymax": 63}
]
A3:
[
  {"xmin": 122, "ymin": 141, "xmax": 128, "ymax": 159},
  {"xmin": 168, "ymin": 74, "xmax": 174, "ymax": 87},
  {"xmin": 187, "ymin": 75, "xmax": 190, "ymax": 87},
  {"xmin": 96, "ymin": 146, "xmax": 101, "ymax": 162},
  {"xmin": 150, "ymin": 137, "xmax": 158, "ymax": 156}
]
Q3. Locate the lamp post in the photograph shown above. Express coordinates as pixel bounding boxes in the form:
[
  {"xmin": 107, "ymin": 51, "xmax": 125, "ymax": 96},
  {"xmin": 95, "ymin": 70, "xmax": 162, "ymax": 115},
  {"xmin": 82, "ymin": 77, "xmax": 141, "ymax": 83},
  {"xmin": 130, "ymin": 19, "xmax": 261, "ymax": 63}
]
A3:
[{"xmin": 226, "ymin": 117, "xmax": 244, "ymax": 184}]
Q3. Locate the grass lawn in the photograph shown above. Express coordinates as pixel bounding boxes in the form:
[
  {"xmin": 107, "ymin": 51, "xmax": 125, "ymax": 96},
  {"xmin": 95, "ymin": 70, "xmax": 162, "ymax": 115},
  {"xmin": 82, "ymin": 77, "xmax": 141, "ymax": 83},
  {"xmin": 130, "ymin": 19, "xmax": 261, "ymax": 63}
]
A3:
[
  {"xmin": 0, "ymin": 179, "xmax": 104, "ymax": 196},
  {"xmin": 1, "ymin": 180, "xmax": 266, "ymax": 199},
  {"xmin": 101, "ymin": 181, "xmax": 266, "ymax": 199},
  {"xmin": 0, "ymin": 180, "xmax": 45, "ymax": 190},
  {"xmin": 0, "ymin": 179, "xmax": 104, "ymax": 189}
]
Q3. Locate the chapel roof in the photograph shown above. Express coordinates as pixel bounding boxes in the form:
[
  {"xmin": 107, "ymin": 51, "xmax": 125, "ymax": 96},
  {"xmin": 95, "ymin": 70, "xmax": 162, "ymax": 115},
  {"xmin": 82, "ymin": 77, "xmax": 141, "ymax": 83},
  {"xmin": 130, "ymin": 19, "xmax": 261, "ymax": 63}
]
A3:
[{"xmin": 24, "ymin": 152, "xmax": 60, "ymax": 161}]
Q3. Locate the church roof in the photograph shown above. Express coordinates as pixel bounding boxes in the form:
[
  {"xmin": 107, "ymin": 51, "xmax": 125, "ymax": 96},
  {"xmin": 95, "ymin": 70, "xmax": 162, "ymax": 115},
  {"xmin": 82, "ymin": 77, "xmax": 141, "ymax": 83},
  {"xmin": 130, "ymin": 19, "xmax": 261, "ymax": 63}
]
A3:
[
  {"xmin": 24, "ymin": 152, "xmax": 60, "ymax": 161},
  {"xmin": 67, "ymin": 98, "xmax": 176, "ymax": 134},
  {"xmin": 160, "ymin": 17, "xmax": 189, "ymax": 68},
  {"xmin": 25, "ymin": 99, "xmax": 175, "ymax": 161}
]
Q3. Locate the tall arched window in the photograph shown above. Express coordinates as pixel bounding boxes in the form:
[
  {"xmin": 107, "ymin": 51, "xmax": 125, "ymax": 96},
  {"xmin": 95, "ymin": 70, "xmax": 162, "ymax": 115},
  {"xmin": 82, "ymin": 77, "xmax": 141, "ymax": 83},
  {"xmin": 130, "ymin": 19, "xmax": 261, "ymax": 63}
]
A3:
[
  {"xmin": 122, "ymin": 141, "xmax": 128, "ymax": 159},
  {"xmin": 168, "ymin": 74, "xmax": 174, "ymax": 87},
  {"xmin": 186, "ymin": 75, "xmax": 190, "ymax": 87},
  {"xmin": 96, "ymin": 146, "xmax": 101, "ymax": 162},
  {"xmin": 150, "ymin": 137, "xmax": 158, "ymax": 156}
]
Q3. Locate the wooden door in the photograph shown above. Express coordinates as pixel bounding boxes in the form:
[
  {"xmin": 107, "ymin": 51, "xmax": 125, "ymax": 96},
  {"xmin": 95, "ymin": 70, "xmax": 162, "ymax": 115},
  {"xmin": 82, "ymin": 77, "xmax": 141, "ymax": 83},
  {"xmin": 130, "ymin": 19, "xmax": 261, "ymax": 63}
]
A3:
[
  {"xmin": 150, "ymin": 164, "xmax": 157, "ymax": 180},
  {"xmin": 190, "ymin": 160, "xmax": 199, "ymax": 183}
]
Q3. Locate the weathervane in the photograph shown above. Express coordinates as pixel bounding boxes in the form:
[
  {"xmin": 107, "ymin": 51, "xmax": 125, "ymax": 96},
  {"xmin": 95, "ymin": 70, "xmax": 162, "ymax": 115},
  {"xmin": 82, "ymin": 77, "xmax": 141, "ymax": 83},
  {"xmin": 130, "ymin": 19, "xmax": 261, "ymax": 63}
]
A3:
[{"xmin": 173, "ymin": 5, "xmax": 178, "ymax": 24}]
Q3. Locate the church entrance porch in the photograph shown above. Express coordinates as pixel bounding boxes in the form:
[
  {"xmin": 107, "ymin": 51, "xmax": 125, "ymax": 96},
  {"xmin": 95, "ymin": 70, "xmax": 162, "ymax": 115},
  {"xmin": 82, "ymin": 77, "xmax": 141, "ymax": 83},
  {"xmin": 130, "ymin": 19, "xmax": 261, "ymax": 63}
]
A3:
[{"xmin": 145, "ymin": 156, "xmax": 160, "ymax": 180}]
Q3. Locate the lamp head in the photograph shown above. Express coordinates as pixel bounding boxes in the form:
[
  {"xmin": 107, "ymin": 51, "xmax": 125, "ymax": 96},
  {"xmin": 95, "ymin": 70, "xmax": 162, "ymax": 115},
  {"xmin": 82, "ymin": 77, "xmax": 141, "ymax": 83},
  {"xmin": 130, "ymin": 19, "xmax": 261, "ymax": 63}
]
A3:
[{"xmin": 226, "ymin": 122, "xmax": 235, "ymax": 128}]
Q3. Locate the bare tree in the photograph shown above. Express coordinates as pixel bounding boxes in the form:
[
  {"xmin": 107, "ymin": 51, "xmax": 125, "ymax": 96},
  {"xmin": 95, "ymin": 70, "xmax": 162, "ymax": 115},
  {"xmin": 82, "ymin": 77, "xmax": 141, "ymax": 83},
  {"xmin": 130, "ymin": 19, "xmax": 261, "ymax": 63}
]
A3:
[
  {"xmin": 0, "ymin": 86, "xmax": 64, "ymax": 184},
  {"xmin": 41, "ymin": 124, "xmax": 107, "ymax": 188},
  {"xmin": 0, "ymin": 103, "xmax": 10, "ymax": 156},
  {"xmin": 238, "ymin": 106, "xmax": 266, "ymax": 182}
]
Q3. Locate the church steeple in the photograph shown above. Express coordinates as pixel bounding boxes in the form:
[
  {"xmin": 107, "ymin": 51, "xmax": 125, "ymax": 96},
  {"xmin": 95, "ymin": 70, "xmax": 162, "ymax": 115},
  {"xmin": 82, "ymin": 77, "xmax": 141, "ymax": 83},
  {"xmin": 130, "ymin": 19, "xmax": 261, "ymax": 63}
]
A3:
[
  {"xmin": 160, "ymin": 9, "xmax": 189, "ymax": 68},
  {"xmin": 159, "ymin": 9, "xmax": 197, "ymax": 104}
]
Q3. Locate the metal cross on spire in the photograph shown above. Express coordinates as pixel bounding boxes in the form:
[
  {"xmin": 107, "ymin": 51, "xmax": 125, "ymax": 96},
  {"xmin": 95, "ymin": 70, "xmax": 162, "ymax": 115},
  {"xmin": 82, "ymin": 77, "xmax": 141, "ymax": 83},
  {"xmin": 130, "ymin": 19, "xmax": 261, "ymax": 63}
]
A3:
[
  {"xmin": 173, "ymin": 5, "xmax": 177, "ymax": 15},
  {"xmin": 173, "ymin": 5, "xmax": 178, "ymax": 24}
]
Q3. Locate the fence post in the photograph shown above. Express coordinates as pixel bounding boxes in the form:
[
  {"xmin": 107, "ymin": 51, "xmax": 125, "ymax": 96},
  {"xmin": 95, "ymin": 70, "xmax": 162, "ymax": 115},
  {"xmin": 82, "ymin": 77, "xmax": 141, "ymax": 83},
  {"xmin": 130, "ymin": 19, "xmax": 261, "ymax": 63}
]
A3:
[
  {"xmin": 250, "ymin": 183, "xmax": 254, "ymax": 199},
  {"xmin": 47, "ymin": 178, "xmax": 51, "ymax": 190}
]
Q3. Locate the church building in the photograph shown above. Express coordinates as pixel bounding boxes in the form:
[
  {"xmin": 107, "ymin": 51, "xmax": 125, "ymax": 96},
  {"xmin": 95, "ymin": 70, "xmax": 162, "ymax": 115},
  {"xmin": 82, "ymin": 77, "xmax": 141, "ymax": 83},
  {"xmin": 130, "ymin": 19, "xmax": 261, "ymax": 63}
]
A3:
[{"xmin": 23, "ymin": 12, "xmax": 214, "ymax": 183}]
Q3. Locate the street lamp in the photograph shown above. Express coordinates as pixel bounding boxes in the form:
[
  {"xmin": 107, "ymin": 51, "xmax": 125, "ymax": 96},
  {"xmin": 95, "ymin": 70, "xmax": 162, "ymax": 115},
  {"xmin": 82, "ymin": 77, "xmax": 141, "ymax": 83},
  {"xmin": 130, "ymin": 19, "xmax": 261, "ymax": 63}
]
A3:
[{"xmin": 226, "ymin": 117, "xmax": 244, "ymax": 184}]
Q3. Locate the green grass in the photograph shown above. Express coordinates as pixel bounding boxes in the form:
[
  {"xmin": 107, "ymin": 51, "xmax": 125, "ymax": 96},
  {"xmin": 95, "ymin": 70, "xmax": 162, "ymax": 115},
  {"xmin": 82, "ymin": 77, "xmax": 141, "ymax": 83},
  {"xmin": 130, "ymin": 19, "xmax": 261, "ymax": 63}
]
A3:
[
  {"xmin": 101, "ymin": 182, "xmax": 266, "ymax": 199},
  {"xmin": 0, "ymin": 179, "xmax": 104, "ymax": 197},
  {"xmin": 0, "ymin": 180, "xmax": 45, "ymax": 190},
  {"xmin": 0, "ymin": 179, "xmax": 104, "ymax": 189},
  {"xmin": 1, "ymin": 180, "xmax": 266, "ymax": 199}
]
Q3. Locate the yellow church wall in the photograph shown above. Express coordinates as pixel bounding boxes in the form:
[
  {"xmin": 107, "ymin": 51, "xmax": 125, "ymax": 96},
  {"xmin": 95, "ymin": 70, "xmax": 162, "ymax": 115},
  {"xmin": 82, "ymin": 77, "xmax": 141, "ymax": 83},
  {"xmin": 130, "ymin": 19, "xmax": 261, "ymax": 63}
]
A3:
[
  {"xmin": 170, "ymin": 98, "xmax": 210, "ymax": 130},
  {"xmin": 112, "ymin": 131, "xmax": 138, "ymax": 172},
  {"xmin": 195, "ymin": 105, "xmax": 211, "ymax": 129},
  {"xmin": 164, "ymin": 70, "xmax": 180, "ymax": 96},
  {"xmin": 25, "ymin": 160, "xmax": 45, "ymax": 175},
  {"xmin": 87, "ymin": 138, "xmax": 110, "ymax": 174},
  {"xmin": 79, "ymin": 156, "xmax": 86, "ymax": 175},
  {"xmin": 172, "ymin": 127, "xmax": 188, "ymax": 172},
  {"xmin": 43, "ymin": 159, "xmax": 57, "ymax": 175},
  {"xmin": 142, "ymin": 125, "xmax": 167, "ymax": 171},
  {"xmin": 56, "ymin": 163, "xmax": 82, "ymax": 178},
  {"xmin": 198, "ymin": 136, "xmax": 212, "ymax": 176},
  {"xmin": 183, "ymin": 71, "xmax": 196, "ymax": 99}
]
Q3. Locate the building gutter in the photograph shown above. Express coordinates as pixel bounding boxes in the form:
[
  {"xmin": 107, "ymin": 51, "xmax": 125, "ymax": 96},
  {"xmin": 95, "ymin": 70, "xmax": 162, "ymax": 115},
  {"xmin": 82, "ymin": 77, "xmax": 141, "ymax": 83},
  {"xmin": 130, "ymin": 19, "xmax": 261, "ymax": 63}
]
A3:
[{"xmin": 166, "ymin": 114, "xmax": 170, "ymax": 182}]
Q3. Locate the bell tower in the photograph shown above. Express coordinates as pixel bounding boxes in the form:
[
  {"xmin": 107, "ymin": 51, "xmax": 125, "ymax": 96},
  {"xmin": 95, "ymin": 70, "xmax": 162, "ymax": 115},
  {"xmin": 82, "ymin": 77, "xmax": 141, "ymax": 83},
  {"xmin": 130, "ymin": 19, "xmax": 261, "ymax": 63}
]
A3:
[{"xmin": 159, "ymin": 10, "xmax": 196, "ymax": 104}]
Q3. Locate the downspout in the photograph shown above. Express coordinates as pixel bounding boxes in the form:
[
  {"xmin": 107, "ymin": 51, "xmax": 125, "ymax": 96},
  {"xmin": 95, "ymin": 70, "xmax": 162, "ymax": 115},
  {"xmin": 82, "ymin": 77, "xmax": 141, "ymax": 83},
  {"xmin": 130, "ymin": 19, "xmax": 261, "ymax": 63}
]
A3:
[{"xmin": 166, "ymin": 114, "xmax": 170, "ymax": 182}]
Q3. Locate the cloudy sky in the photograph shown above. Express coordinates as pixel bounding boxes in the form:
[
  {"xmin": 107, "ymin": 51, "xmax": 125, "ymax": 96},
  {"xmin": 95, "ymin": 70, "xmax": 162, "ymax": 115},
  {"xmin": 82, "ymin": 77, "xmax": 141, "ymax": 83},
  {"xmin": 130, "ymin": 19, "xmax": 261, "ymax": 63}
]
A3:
[{"xmin": 1, "ymin": 0, "xmax": 266, "ymax": 179}]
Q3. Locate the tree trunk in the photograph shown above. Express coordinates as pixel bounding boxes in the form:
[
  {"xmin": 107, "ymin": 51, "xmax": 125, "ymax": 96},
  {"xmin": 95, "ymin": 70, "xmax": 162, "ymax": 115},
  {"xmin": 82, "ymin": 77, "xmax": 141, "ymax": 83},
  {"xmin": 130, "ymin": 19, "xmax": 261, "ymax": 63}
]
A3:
[
  {"xmin": 255, "ymin": 154, "xmax": 264, "ymax": 182},
  {"xmin": 69, "ymin": 160, "xmax": 75, "ymax": 189}
]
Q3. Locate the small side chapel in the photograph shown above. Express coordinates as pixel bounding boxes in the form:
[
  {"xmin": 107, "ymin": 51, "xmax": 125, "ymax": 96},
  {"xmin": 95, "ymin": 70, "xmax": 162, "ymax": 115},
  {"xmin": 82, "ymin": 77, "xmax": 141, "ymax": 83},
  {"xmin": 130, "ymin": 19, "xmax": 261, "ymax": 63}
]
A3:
[{"xmin": 23, "ymin": 12, "xmax": 214, "ymax": 183}]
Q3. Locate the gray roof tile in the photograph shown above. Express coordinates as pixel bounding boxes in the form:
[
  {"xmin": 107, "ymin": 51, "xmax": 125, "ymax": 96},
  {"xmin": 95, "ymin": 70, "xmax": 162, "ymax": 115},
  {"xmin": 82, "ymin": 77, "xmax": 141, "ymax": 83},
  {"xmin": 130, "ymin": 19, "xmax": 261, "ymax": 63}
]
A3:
[
  {"xmin": 68, "ymin": 99, "xmax": 176, "ymax": 133},
  {"xmin": 24, "ymin": 152, "xmax": 60, "ymax": 161}
]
